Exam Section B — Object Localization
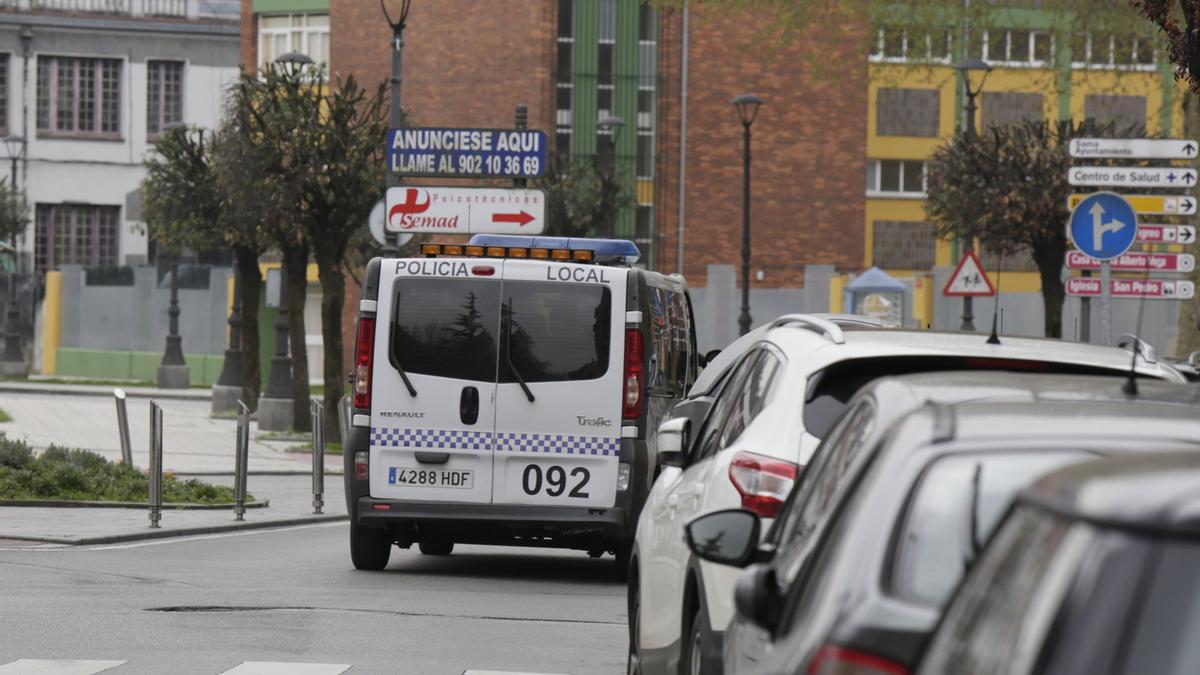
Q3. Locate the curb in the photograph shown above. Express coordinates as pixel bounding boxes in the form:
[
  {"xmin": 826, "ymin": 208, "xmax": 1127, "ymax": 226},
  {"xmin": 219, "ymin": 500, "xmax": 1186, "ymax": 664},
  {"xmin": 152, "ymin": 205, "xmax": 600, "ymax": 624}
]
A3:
[
  {"xmin": 0, "ymin": 513, "xmax": 348, "ymax": 546},
  {"xmin": 0, "ymin": 499, "xmax": 270, "ymax": 510},
  {"xmin": 0, "ymin": 384, "xmax": 210, "ymax": 401}
]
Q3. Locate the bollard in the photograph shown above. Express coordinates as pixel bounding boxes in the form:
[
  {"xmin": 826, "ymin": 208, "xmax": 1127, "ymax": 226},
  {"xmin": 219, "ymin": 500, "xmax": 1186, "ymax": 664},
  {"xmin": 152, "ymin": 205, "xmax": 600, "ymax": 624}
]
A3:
[
  {"xmin": 114, "ymin": 388, "xmax": 133, "ymax": 467},
  {"xmin": 148, "ymin": 401, "xmax": 164, "ymax": 529},
  {"xmin": 311, "ymin": 399, "xmax": 325, "ymax": 514},
  {"xmin": 234, "ymin": 400, "xmax": 250, "ymax": 521}
]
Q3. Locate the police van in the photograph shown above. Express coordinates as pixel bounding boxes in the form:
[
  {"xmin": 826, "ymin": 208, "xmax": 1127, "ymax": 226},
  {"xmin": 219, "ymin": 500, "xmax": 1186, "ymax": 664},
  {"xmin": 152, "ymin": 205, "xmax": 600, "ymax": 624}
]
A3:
[{"xmin": 343, "ymin": 234, "xmax": 698, "ymax": 574}]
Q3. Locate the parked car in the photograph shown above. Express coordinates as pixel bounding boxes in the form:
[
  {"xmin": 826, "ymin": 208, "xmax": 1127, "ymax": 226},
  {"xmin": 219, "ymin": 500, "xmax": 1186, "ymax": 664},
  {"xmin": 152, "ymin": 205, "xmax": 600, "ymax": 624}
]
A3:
[
  {"xmin": 685, "ymin": 376, "xmax": 1200, "ymax": 675},
  {"xmin": 917, "ymin": 451, "xmax": 1200, "ymax": 675},
  {"xmin": 628, "ymin": 323, "xmax": 1185, "ymax": 675}
]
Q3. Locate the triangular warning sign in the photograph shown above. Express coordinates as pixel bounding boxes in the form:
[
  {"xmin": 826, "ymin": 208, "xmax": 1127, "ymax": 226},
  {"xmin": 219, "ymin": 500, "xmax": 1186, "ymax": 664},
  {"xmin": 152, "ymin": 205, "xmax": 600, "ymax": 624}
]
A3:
[{"xmin": 943, "ymin": 251, "xmax": 996, "ymax": 297}]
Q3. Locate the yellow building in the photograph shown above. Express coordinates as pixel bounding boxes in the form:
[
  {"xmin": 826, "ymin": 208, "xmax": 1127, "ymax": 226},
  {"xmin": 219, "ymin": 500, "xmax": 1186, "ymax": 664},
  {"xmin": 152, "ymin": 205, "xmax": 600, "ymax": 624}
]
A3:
[{"xmin": 862, "ymin": 20, "xmax": 1186, "ymax": 328}]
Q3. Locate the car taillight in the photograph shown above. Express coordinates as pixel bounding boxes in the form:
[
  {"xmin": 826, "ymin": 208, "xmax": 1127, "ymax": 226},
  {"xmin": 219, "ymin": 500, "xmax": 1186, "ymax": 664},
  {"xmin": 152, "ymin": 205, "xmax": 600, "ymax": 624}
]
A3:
[
  {"xmin": 808, "ymin": 646, "xmax": 908, "ymax": 675},
  {"xmin": 622, "ymin": 328, "xmax": 644, "ymax": 420},
  {"xmin": 728, "ymin": 451, "xmax": 798, "ymax": 518},
  {"xmin": 354, "ymin": 451, "xmax": 369, "ymax": 481},
  {"xmin": 353, "ymin": 317, "xmax": 375, "ymax": 410}
]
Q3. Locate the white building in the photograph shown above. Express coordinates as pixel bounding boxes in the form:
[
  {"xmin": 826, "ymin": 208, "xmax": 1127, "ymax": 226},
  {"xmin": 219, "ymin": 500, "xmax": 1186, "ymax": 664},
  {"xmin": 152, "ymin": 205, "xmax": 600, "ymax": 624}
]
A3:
[{"xmin": 0, "ymin": 0, "xmax": 240, "ymax": 273}]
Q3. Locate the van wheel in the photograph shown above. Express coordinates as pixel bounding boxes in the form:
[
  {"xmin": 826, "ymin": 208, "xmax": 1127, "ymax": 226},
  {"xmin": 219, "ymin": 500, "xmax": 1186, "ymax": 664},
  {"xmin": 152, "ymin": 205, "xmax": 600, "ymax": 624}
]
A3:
[
  {"xmin": 350, "ymin": 524, "xmax": 391, "ymax": 571},
  {"xmin": 419, "ymin": 540, "xmax": 454, "ymax": 556}
]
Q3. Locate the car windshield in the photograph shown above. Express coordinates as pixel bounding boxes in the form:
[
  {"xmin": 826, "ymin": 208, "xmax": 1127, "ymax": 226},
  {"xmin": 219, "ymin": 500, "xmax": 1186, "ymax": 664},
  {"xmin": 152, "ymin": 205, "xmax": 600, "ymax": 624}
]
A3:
[
  {"xmin": 891, "ymin": 451, "xmax": 1090, "ymax": 608},
  {"xmin": 803, "ymin": 356, "xmax": 1135, "ymax": 440}
]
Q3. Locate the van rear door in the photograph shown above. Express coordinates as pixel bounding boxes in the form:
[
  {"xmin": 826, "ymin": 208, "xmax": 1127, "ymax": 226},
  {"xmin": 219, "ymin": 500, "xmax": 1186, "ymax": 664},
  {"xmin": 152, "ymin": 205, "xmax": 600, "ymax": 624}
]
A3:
[
  {"xmin": 492, "ymin": 259, "xmax": 627, "ymax": 509},
  {"xmin": 369, "ymin": 261, "xmax": 501, "ymax": 504}
]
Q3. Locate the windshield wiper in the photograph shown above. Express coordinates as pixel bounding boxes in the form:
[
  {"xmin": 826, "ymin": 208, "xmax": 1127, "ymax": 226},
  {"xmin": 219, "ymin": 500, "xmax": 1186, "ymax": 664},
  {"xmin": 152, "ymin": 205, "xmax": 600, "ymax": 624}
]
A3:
[
  {"xmin": 505, "ymin": 298, "xmax": 535, "ymax": 403},
  {"xmin": 388, "ymin": 296, "xmax": 418, "ymax": 397}
]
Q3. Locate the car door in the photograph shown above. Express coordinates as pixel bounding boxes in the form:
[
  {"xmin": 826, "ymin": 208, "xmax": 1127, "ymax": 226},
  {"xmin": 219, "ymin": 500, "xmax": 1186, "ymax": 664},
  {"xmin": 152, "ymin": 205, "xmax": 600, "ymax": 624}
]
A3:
[
  {"xmin": 640, "ymin": 349, "xmax": 762, "ymax": 652},
  {"xmin": 369, "ymin": 261, "xmax": 502, "ymax": 504},
  {"xmin": 491, "ymin": 259, "xmax": 627, "ymax": 509}
]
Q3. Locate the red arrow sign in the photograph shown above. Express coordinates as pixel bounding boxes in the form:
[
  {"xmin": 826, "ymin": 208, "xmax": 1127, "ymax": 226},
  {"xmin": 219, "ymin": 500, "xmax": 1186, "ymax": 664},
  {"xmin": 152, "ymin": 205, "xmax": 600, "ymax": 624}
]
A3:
[{"xmin": 492, "ymin": 211, "xmax": 535, "ymax": 227}]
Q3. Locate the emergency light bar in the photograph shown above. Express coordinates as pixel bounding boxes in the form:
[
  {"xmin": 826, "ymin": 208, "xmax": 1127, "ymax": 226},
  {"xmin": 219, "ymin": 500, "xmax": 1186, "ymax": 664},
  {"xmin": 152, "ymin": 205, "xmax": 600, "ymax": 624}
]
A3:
[
  {"xmin": 471, "ymin": 234, "xmax": 641, "ymax": 265},
  {"xmin": 418, "ymin": 235, "xmax": 641, "ymax": 265}
]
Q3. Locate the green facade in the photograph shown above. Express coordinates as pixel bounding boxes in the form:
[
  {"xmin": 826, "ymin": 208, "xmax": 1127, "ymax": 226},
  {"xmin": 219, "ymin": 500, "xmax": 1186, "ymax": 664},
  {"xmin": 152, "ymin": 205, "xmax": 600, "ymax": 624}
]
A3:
[{"xmin": 251, "ymin": 0, "xmax": 329, "ymax": 13}]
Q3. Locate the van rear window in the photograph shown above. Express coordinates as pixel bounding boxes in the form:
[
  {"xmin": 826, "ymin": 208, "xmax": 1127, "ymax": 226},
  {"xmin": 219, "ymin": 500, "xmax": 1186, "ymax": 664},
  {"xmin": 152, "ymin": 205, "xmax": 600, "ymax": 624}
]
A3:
[
  {"xmin": 390, "ymin": 278, "xmax": 501, "ymax": 382},
  {"xmin": 502, "ymin": 281, "xmax": 611, "ymax": 383}
]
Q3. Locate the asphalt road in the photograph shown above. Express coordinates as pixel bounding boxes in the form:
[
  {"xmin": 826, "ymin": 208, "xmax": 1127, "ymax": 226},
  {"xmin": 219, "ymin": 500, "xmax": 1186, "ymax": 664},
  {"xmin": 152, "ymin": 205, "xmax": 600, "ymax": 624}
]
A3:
[{"xmin": 0, "ymin": 522, "xmax": 628, "ymax": 675}]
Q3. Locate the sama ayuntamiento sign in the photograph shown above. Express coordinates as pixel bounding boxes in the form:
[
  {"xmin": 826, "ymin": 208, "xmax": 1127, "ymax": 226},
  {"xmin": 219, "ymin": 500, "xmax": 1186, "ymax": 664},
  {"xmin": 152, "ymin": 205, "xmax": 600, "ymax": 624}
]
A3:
[{"xmin": 387, "ymin": 127, "xmax": 548, "ymax": 178}]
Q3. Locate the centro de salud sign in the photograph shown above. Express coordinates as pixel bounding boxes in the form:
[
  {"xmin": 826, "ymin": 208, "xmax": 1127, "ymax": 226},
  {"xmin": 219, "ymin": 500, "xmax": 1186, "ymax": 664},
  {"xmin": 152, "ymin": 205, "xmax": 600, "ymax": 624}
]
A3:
[{"xmin": 387, "ymin": 127, "xmax": 548, "ymax": 179}]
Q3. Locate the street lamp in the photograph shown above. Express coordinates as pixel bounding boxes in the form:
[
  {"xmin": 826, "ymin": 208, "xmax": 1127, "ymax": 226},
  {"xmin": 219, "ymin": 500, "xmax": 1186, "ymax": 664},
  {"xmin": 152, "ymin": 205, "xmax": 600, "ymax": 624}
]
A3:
[
  {"xmin": 732, "ymin": 93, "xmax": 763, "ymax": 337},
  {"xmin": 1, "ymin": 135, "xmax": 26, "ymax": 376},
  {"xmin": 954, "ymin": 58, "xmax": 991, "ymax": 332},
  {"xmin": 274, "ymin": 51, "xmax": 314, "ymax": 78}
]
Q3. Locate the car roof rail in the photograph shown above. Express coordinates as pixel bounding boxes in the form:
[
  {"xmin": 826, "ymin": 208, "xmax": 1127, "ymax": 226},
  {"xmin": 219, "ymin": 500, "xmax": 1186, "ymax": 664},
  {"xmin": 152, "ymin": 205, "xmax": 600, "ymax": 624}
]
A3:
[
  {"xmin": 768, "ymin": 314, "xmax": 847, "ymax": 345},
  {"xmin": 1116, "ymin": 334, "xmax": 1157, "ymax": 364}
]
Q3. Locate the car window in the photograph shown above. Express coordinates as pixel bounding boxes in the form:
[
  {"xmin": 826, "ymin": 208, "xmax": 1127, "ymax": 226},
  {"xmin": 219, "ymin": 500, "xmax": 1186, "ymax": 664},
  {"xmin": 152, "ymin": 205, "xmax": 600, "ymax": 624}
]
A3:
[
  {"xmin": 646, "ymin": 287, "xmax": 693, "ymax": 397},
  {"xmin": 1118, "ymin": 540, "xmax": 1200, "ymax": 675},
  {"xmin": 782, "ymin": 399, "xmax": 876, "ymax": 548},
  {"xmin": 501, "ymin": 281, "xmax": 611, "ymax": 383},
  {"xmin": 691, "ymin": 351, "xmax": 762, "ymax": 462},
  {"xmin": 718, "ymin": 351, "xmax": 783, "ymax": 448},
  {"xmin": 391, "ymin": 277, "xmax": 502, "ymax": 382},
  {"xmin": 891, "ymin": 451, "xmax": 1090, "ymax": 608},
  {"xmin": 916, "ymin": 507, "xmax": 1093, "ymax": 675}
]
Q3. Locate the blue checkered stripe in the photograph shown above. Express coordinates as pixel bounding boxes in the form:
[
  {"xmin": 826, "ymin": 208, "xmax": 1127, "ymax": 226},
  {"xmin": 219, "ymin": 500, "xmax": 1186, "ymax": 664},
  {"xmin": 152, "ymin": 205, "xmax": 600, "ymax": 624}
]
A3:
[
  {"xmin": 496, "ymin": 431, "xmax": 620, "ymax": 457},
  {"xmin": 371, "ymin": 427, "xmax": 493, "ymax": 451}
]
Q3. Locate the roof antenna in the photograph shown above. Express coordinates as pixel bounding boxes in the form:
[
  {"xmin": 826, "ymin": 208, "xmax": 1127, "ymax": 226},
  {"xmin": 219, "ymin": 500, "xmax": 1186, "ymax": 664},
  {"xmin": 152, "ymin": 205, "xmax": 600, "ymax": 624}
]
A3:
[
  {"xmin": 986, "ymin": 254, "xmax": 1003, "ymax": 345},
  {"xmin": 1122, "ymin": 271, "xmax": 1151, "ymax": 397}
]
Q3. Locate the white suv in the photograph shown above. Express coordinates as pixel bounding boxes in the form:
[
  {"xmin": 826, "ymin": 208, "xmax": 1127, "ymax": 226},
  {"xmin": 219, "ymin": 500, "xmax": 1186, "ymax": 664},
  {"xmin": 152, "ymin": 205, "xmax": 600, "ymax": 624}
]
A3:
[{"xmin": 627, "ymin": 315, "xmax": 1183, "ymax": 675}]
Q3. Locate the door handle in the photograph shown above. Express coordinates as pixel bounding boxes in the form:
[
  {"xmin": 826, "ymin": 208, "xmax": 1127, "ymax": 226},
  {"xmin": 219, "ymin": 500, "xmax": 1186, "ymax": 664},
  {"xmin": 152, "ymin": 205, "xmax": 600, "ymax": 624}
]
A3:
[{"xmin": 460, "ymin": 386, "xmax": 479, "ymax": 425}]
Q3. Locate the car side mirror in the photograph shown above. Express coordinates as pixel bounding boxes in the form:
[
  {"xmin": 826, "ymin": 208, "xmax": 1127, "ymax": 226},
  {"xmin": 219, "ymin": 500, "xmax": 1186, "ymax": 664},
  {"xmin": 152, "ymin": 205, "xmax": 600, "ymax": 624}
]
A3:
[
  {"xmin": 685, "ymin": 509, "xmax": 761, "ymax": 568},
  {"xmin": 656, "ymin": 417, "xmax": 690, "ymax": 468},
  {"xmin": 700, "ymin": 348, "xmax": 722, "ymax": 368},
  {"xmin": 735, "ymin": 563, "xmax": 784, "ymax": 634}
]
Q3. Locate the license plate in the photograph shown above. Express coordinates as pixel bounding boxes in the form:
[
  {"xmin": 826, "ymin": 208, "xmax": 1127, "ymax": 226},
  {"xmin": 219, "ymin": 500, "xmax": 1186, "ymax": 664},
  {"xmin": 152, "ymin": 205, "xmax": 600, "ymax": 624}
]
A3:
[{"xmin": 388, "ymin": 467, "xmax": 474, "ymax": 489}]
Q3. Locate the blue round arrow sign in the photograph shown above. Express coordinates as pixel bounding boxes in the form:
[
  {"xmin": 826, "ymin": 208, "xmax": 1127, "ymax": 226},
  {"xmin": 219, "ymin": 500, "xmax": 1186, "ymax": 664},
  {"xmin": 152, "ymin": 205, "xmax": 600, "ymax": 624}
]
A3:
[{"xmin": 1068, "ymin": 192, "xmax": 1138, "ymax": 261}]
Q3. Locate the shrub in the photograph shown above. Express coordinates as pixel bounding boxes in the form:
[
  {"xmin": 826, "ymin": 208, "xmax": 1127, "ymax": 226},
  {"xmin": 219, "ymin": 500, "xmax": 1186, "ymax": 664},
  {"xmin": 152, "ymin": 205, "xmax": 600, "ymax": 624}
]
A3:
[{"xmin": 0, "ymin": 436, "xmax": 33, "ymax": 469}]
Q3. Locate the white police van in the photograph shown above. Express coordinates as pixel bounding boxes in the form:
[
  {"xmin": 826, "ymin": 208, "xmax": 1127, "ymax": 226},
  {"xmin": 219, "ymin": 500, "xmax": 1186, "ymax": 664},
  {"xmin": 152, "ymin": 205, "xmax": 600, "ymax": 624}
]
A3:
[{"xmin": 344, "ymin": 235, "xmax": 698, "ymax": 574}]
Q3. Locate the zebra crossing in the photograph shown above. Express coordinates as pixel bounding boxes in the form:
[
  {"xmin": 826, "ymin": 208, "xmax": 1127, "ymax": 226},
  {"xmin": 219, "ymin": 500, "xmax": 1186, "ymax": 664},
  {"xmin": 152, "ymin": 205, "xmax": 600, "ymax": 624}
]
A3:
[
  {"xmin": 0, "ymin": 662, "xmax": 566, "ymax": 675},
  {"xmin": 0, "ymin": 661, "xmax": 350, "ymax": 675}
]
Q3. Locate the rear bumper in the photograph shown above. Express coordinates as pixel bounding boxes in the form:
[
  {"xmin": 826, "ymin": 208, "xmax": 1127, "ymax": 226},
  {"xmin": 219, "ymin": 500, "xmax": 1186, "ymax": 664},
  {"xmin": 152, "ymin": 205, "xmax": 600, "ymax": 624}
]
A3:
[{"xmin": 344, "ymin": 422, "xmax": 650, "ymax": 549}]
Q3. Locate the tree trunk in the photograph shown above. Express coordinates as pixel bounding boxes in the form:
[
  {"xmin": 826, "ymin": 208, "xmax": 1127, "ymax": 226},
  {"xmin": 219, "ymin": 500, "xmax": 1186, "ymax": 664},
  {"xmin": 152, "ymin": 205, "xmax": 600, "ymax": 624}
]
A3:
[
  {"xmin": 1176, "ymin": 94, "xmax": 1200, "ymax": 359},
  {"xmin": 234, "ymin": 245, "xmax": 262, "ymax": 410},
  {"xmin": 315, "ymin": 254, "xmax": 346, "ymax": 444},
  {"xmin": 1033, "ymin": 238, "xmax": 1067, "ymax": 339},
  {"xmin": 283, "ymin": 243, "xmax": 311, "ymax": 432}
]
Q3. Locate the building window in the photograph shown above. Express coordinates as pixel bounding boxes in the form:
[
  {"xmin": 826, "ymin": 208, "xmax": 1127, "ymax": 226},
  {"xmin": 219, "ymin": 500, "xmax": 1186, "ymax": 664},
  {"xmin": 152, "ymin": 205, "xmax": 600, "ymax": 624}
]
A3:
[
  {"xmin": 981, "ymin": 29, "xmax": 1053, "ymax": 66},
  {"xmin": 35, "ymin": 204, "xmax": 121, "ymax": 271},
  {"xmin": 637, "ymin": 4, "xmax": 657, "ymax": 181},
  {"xmin": 869, "ymin": 26, "xmax": 952, "ymax": 63},
  {"xmin": 0, "ymin": 54, "xmax": 8, "ymax": 136},
  {"xmin": 147, "ymin": 60, "xmax": 184, "ymax": 136},
  {"xmin": 554, "ymin": 0, "xmax": 573, "ymax": 160},
  {"xmin": 1085, "ymin": 94, "xmax": 1147, "ymax": 133},
  {"xmin": 36, "ymin": 56, "xmax": 122, "ymax": 137},
  {"xmin": 867, "ymin": 160, "xmax": 926, "ymax": 197},
  {"xmin": 876, "ymin": 88, "xmax": 940, "ymax": 138},
  {"xmin": 258, "ymin": 14, "xmax": 330, "ymax": 69},
  {"xmin": 981, "ymin": 91, "xmax": 1043, "ymax": 129},
  {"xmin": 1072, "ymin": 33, "xmax": 1156, "ymax": 69},
  {"xmin": 873, "ymin": 220, "xmax": 936, "ymax": 269}
]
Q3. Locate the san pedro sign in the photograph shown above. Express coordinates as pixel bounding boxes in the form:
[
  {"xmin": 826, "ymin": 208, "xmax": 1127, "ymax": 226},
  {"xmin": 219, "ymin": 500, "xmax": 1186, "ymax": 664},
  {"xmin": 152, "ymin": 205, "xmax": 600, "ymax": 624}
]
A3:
[{"xmin": 387, "ymin": 127, "xmax": 548, "ymax": 179}]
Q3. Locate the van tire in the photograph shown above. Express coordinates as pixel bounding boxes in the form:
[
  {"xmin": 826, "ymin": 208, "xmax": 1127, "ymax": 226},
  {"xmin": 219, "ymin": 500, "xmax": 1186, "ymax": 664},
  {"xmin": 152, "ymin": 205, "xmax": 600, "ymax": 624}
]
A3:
[
  {"xmin": 419, "ymin": 540, "xmax": 454, "ymax": 556},
  {"xmin": 350, "ymin": 524, "xmax": 392, "ymax": 571}
]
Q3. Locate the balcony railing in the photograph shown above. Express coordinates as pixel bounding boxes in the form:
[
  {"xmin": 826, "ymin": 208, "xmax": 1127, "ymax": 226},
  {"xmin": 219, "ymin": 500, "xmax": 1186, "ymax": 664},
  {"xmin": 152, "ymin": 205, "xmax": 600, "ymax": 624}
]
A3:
[{"xmin": 3, "ymin": 0, "xmax": 191, "ymax": 18}]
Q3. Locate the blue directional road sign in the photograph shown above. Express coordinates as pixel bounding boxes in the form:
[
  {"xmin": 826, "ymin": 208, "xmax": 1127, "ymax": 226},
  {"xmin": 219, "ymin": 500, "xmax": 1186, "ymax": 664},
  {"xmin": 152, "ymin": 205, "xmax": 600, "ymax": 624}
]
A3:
[{"xmin": 1068, "ymin": 192, "xmax": 1138, "ymax": 261}]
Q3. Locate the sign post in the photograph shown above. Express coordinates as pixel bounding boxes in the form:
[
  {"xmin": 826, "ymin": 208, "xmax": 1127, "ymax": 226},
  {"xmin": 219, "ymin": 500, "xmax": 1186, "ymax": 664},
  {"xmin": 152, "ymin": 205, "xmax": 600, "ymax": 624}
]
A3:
[{"xmin": 1068, "ymin": 192, "xmax": 1138, "ymax": 346}]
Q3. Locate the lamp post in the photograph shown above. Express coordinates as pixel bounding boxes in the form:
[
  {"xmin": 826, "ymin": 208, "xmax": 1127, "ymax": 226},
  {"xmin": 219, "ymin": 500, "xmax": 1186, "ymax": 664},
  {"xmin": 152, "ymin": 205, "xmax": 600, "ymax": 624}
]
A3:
[
  {"xmin": 211, "ymin": 268, "xmax": 245, "ymax": 414},
  {"xmin": 382, "ymin": 0, "xmax": 413, "ymax": 256},
  {"xmin": 1, "ymin": 135, "xmax": 26, "ymax": 376},
  {"xmin": 732, "ymin": 94, "xmax": 763, "ymax": 337},
  {"xmin": 273, "ymin": 50, "xmax": 313, "ymax": 78},
  {"xmin": 955, "ymin": 57, "xmax": 992, "ymax": 332},
  {"xmin": 597, "ymin": 114, "xmax": 625, "ymax": 239},
  {"xmin": 155, "ymin": 253, "xmax": 190, "ymax": 388}
]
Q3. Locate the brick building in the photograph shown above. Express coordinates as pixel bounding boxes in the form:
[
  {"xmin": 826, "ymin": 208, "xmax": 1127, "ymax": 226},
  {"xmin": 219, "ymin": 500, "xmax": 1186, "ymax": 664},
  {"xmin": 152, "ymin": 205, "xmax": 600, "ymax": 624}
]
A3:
[{"xmin": 238, "ymin": 0, "xmax": 868, "ymax": 293}]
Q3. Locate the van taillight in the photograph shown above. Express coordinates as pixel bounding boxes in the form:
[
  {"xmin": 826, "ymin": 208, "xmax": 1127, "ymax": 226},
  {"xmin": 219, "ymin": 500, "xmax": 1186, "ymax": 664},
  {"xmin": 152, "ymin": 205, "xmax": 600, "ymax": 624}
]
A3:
[
  {"xmin": 353, "ymin": 317, "xmax": 375, "ymax": 409},
  {"xmin": 729, "ymin": 451, "xmax": 799, "ymax": 518},
  {"xmin": 622, "ymin": 328, "xmax": 644, "ymax": 420},
  {"xmin": 807, "ymin": 646, "xmax": 908, "ymax": 675}
]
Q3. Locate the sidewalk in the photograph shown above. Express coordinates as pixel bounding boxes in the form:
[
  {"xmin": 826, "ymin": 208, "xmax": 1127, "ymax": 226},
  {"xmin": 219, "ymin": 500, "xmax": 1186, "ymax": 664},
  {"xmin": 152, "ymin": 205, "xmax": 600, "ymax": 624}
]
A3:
[{"xmin": 0, "ymin": 383, "xmax": 348, "ymax": 545}]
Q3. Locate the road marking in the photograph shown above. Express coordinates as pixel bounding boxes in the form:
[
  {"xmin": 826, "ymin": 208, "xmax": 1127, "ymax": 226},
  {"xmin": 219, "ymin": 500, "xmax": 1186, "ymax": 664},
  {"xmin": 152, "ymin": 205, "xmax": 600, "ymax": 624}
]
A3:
[
  {"xmin": 221, "ymin": 663, "xmax": 350, "ymax": 675},
  {"xmin": 462, "ymin": 672, "xmax": 570, "ymax": 675},
  {"xmin": 0, "ymin": 660, "xmax": 125, "ymax": 674}
]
